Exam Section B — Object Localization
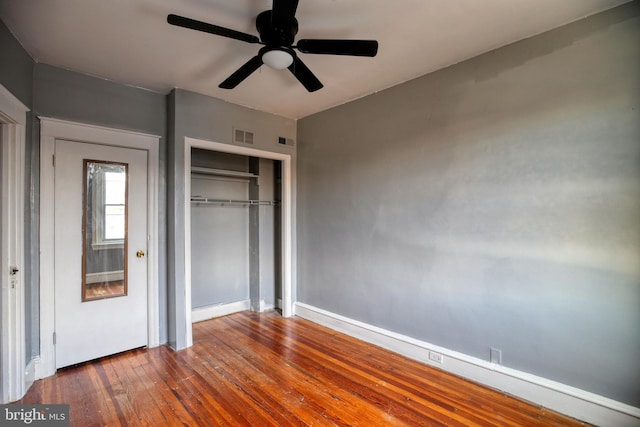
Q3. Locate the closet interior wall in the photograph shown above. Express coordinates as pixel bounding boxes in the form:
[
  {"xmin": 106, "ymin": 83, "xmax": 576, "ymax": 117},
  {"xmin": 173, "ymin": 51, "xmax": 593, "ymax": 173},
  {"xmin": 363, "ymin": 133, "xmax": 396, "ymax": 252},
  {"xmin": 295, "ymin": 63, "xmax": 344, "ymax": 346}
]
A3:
[{"xmin": 190, "ymin": 148, "xmax": 280, "ymax": 318}]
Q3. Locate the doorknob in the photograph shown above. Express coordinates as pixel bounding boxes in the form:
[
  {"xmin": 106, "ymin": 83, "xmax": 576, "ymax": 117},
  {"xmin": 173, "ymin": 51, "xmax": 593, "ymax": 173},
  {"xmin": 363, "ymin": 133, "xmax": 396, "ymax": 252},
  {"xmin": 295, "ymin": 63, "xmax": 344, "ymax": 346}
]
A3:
[
  {"xmin": 9, "ymin": 266, "xmax": 19, "ymax": 275},
  {"xmin": 136, "ymin": 250, "xmax": 145, "ymax": 258}
]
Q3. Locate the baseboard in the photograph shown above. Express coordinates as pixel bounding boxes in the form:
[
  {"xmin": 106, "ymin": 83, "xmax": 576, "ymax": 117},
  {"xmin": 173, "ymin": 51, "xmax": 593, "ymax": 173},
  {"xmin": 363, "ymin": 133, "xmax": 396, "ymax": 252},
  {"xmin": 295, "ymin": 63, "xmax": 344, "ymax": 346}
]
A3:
[
  {"xmin": 259, "ymin": 300, "xmax": 275, "ymax": 312},
  {"xmin": 191, "ymin": 300, "xmax": 250, "ymax": 323},
  {"xmin": 294, "ymin": 302, "xmax": 640, "ymax": 427},
  {"xmin": 24, "ymin": 357, "xmax": 40, "ymax": 392}
]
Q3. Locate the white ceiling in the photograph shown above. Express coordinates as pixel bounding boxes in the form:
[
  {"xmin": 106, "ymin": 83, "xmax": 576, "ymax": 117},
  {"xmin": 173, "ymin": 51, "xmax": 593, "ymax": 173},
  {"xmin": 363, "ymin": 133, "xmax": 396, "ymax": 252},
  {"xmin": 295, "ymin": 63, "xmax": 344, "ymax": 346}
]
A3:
[{"xmin": 0, "ymin": 0, "xmax": 629, "ymax": 119}]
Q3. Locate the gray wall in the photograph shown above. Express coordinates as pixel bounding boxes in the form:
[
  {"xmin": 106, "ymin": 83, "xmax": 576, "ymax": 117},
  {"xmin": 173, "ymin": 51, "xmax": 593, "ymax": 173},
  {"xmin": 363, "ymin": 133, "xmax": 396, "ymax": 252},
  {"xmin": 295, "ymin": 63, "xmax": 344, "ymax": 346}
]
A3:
[
  {"xmin": 167, "ymin": 89, "xmax": 295, "ymax": 349},
  {"xmin": 191, "ymin": 151, "xmax": 252, "ymax": 313},
  {"xmin": 31, "ymin": 64, "xmax": 169, "ymax": 343},
  {"xmin": 0, "ymin": 19, "xmax": 33, "ymax": 108},
  {"xmin": 297, "ymin": 2, "xmax": 640, "ymax": 407},
  {"xmin": 191, "ymin": 169, "xmax": 251, "ymax": 308},
  {"xmin": 33, "ymin": 64, "xmax": 166, "ymax": 135},
  {"xmin": 191, "ymin": 175, "xmax": 251, "ymax": 307}
]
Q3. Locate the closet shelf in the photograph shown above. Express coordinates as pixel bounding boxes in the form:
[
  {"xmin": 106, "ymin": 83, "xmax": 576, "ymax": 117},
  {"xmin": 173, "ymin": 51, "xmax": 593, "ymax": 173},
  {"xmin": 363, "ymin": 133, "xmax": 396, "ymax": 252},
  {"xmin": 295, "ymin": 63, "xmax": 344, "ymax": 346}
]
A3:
[
  {"xmin": 191, "ymin": 197, "xmax": 279, "ymax": 206},
  {"xmin": 191, "ymin": 166, "xmax": 258, "ymax": 179}
]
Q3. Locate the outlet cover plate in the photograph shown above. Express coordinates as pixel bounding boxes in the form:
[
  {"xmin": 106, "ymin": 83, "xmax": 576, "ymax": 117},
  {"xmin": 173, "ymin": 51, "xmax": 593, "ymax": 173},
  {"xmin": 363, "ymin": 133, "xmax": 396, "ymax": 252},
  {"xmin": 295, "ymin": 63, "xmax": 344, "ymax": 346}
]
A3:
[{"xmin": 428, "ymin": 351, "xmax": 444, "ymax": 364}]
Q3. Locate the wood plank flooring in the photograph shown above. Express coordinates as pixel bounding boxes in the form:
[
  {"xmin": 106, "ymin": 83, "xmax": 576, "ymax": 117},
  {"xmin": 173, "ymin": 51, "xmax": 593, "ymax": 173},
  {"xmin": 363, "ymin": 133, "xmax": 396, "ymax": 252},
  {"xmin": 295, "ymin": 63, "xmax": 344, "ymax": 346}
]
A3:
[
  {"xmin": 18, "ymin": 311, "xmax": 589, "ymax": 426},
  {"xmin": 85, "ymin": 279, "xmax": 125, "ymax": 300}
]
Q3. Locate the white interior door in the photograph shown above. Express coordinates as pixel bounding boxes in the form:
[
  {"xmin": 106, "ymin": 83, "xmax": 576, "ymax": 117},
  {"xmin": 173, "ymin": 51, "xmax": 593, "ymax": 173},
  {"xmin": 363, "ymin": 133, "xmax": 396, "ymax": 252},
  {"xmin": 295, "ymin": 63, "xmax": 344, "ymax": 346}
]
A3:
[{"xmin": 54, "ymin": 139, "xmax": 148, "ymax": 368}]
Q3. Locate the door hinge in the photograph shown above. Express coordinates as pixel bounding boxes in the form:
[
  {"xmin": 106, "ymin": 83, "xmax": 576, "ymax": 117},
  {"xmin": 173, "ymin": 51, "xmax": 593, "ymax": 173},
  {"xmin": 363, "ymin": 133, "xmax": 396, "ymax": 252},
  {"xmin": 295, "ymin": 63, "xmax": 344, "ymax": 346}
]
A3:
[
  {"xmin": 53, "ymin": 332, "xmax": 56, "ymax": 345},
  {"xmin": 52, "ymin": 154, "xmax": 55, "ymax": 167}
]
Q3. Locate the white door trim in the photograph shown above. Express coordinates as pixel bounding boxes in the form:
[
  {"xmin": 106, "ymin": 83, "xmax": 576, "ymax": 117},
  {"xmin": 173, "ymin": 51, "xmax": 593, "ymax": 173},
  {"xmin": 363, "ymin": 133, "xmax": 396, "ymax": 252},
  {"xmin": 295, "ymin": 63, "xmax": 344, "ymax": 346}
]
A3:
[
  {"xmin": 38, "ymin": 117, "xmax": 160, "ymax": 379},
  {"xmin": 184, "ymin": 137, "xmax": 294, "ymax": 347},
  {"xmin": 0, "ymin": 83, "xmax": 28, "ymax": 403}
]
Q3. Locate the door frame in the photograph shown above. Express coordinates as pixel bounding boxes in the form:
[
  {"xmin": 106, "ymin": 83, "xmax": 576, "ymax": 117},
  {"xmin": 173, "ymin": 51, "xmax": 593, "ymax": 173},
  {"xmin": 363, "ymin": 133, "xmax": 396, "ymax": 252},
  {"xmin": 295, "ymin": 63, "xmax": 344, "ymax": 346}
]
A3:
[
  {"xmin": 0, "ymin": 84, "xmax": 28, "ymax": 402},
  {"xmin": 184, "ymin": 137, "xmax": 294, "ymax": 346},
  {"xmin": 38, "ymin": 117, "xmax": 160, "ymax": 378}
]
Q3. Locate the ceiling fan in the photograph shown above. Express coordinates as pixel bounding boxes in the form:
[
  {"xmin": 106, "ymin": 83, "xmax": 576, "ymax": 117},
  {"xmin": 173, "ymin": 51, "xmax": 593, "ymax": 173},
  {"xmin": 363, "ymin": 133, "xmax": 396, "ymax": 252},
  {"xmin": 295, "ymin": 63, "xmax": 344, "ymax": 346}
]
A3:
[{"xmin": 167, "ymin": 0, "xmax": 379, "ymax": 92}]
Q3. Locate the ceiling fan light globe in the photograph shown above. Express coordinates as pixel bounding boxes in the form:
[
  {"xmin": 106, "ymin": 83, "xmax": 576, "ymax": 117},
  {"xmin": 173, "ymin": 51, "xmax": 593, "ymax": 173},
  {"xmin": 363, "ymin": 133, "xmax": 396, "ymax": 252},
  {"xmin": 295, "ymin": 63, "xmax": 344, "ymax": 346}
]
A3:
[{"xmin": 262, "ymin": 49, "xmax": 294, "ymax": 70}]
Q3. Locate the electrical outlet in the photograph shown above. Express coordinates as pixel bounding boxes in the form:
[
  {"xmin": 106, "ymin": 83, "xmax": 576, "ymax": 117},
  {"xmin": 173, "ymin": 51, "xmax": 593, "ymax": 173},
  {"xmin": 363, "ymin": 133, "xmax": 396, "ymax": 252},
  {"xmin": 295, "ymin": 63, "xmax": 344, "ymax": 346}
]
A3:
[{"xmin": 428, "ymin": 351, "xmax": 444, "ymax": 364}]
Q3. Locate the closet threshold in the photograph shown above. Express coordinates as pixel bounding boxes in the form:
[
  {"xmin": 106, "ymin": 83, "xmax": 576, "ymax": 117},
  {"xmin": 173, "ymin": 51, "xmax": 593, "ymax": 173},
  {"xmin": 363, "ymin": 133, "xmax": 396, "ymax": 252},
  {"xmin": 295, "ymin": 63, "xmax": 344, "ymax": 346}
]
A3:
[
  {"xmin": 191, "ymin": 197, "xmax": 279, "ymax": 206},
  {"xmin": 191, "ymin": 166, "xmax": 258, "ymax": 179}
]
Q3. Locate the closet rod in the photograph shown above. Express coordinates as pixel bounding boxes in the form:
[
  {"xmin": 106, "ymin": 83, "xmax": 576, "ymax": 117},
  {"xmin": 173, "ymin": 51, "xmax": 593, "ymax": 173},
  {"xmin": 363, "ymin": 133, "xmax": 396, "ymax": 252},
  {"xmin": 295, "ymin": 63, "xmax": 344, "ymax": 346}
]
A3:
[{"xmin": 190, "ymin": 197, "xmax": 279, "ymax": 206}]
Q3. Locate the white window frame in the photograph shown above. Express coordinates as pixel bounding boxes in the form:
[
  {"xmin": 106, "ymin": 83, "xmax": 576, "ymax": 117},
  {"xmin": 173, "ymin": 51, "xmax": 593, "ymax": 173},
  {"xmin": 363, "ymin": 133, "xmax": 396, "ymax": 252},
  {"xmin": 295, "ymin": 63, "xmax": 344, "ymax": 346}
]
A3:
[{"xmin": 89, "ymin": 162, "xmax": 126, "ymax": 249}]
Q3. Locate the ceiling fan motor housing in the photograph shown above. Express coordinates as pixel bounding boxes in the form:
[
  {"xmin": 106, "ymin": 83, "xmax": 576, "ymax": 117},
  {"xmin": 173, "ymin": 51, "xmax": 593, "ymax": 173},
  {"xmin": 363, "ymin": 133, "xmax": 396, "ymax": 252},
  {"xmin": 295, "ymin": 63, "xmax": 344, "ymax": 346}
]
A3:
[{"xmin": 256, "ymin": 10, "xmax": 298, "ymax": 47}]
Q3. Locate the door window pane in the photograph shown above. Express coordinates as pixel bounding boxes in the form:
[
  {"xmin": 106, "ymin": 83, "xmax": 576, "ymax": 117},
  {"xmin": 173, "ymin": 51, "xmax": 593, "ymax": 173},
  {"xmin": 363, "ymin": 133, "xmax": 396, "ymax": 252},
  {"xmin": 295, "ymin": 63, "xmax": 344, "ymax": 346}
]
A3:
[{"xmin": 82, "ymin": 160, "xmax": 128, "ymax": 301}]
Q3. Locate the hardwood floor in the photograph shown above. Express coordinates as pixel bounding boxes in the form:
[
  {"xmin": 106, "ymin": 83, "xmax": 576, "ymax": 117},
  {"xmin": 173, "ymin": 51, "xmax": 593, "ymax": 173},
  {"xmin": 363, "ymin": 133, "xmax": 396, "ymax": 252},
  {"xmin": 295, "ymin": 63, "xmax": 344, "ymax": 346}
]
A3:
[
  {"xmin": 18, "ymin": 311, "xmax": 588, "ymax": 426},
  {"xmin": 84, "ymin": 279, "xmax": 125, "ymax": 300}
]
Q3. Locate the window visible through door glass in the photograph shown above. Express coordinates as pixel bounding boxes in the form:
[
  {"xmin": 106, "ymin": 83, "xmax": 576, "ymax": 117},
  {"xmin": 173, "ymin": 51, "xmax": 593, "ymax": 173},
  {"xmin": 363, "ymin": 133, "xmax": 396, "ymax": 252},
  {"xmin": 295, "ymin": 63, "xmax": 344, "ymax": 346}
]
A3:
[{"xmin": 104, "ymin": 171, "xmax": 126, "ymax": 240}]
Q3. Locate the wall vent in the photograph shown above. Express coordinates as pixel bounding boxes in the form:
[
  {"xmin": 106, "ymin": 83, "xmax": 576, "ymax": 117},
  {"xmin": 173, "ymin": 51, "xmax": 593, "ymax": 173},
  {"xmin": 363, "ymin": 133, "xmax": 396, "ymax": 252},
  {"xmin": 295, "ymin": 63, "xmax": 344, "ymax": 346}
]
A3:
[
  {"xmin": 278, "ymin": 136, "xmax": 295, "ymax": 147},
  {"xmin": 234, "ymin": 128, "xmax": 254, "ymax": 145}
]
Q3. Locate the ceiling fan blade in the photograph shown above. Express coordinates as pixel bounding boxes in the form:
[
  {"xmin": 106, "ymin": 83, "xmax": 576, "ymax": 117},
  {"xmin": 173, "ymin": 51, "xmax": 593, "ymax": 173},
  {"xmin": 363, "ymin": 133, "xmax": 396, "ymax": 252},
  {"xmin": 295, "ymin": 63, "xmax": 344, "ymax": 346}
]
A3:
[
  {"xmin": 219, "ymin": 55, "xmax": 263, "ymax": 89},
  {"xmin": 296, "ymin": 39, "xmax": 378, "ymax": 57},
  {"xmin": 272, "ymin": 0, "xmax": 300, "ymax": 24},
  {"xmin": 167, "ymin": 14, "xmax": 260, "ymax": 44},
  {"xmin": 288, "ymin": 56, "xmax": 323, "ymax": 92}
]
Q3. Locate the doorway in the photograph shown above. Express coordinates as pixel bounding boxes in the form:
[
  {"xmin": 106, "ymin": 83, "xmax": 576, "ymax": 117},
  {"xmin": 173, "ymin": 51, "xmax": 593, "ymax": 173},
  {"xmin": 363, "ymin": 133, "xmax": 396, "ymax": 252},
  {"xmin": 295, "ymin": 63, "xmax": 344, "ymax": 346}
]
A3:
[
  {"xmin": 183, "ymin": 137, "xmax": 294, "ymax": 346},
  {"xmin": 0, "ymin": 84, "xmax": 28, "ymax": 403},
  {"xmin": 38, "ymin": 118, "xmax": 160, "ymax": 378},
  {"xmin": 189, "ymin": 150, "xmax": 282, "ymax": 321}
]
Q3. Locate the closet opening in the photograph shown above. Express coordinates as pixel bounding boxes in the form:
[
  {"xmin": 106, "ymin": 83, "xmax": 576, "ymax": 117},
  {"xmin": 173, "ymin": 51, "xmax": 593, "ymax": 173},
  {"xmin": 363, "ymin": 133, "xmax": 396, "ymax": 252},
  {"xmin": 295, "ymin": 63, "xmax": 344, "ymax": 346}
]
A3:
[{"xmin": 189, "ymin": 147, "xmax": 283, "ymax": 323}]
